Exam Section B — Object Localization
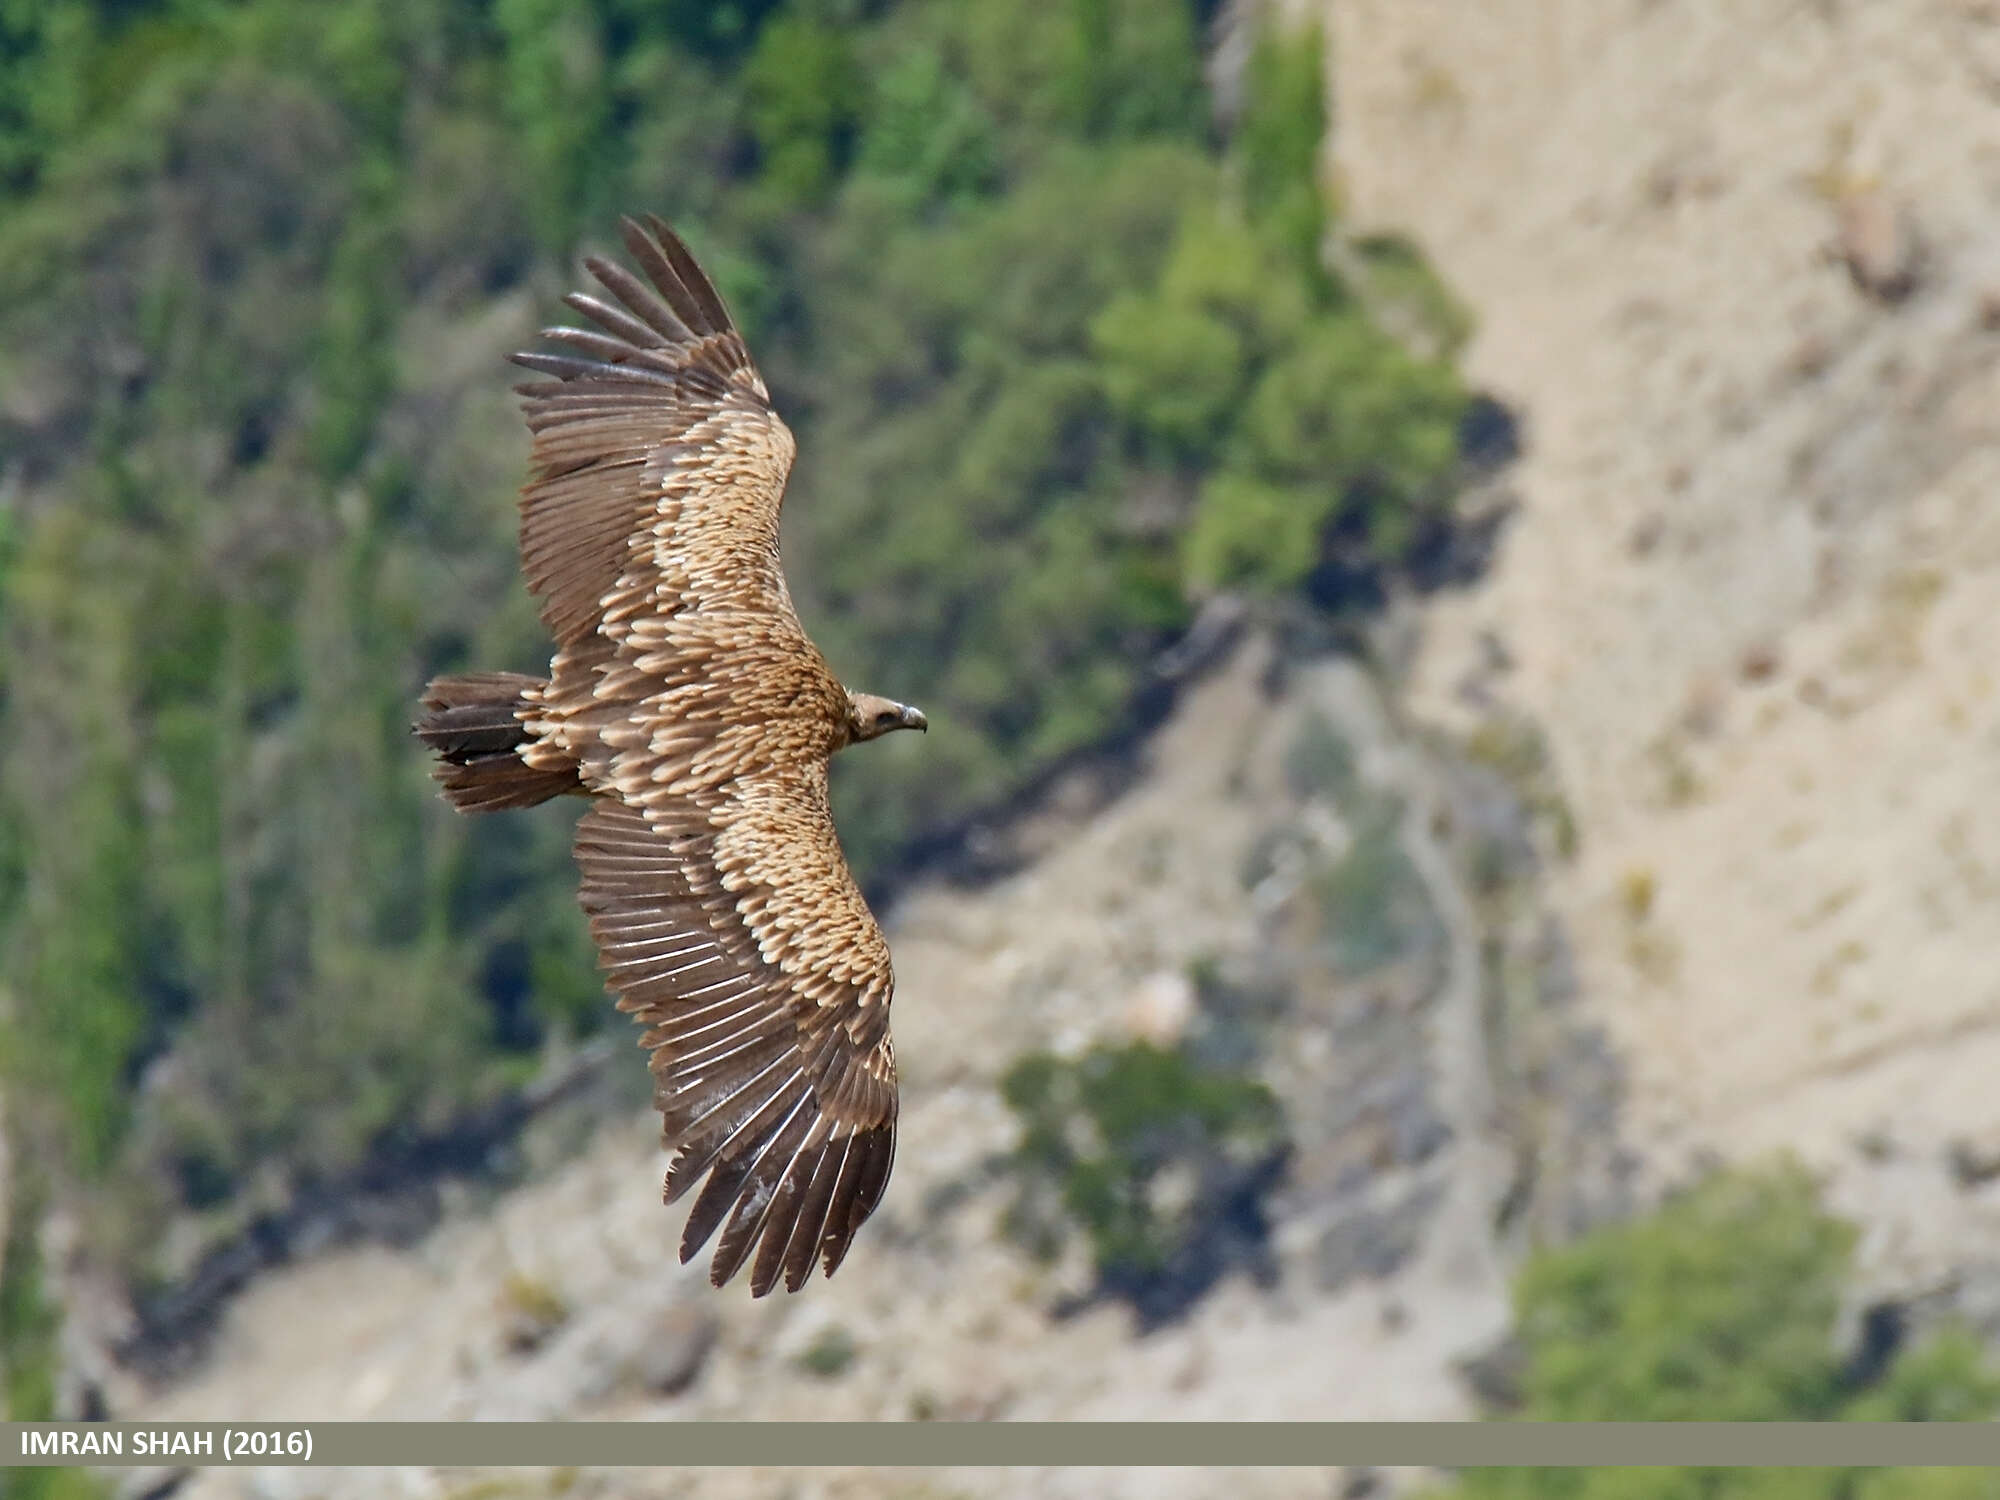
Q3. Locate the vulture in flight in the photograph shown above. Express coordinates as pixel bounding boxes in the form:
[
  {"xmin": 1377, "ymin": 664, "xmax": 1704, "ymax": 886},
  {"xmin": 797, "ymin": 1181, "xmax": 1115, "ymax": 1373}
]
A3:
[{"xmin": 416, "ymin": 216, "xmax": 925, "ymax": 1296}]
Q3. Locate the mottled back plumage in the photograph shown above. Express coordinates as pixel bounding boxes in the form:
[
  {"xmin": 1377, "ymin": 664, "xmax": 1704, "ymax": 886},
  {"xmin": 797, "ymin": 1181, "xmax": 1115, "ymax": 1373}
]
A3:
[{"xmin": 417, "ymin": 216, "xmax": 909, "ymax": 1295}]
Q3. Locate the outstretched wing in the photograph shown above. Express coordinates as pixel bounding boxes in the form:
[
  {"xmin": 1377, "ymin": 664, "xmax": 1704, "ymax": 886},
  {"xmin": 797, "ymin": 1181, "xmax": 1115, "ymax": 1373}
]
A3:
[
  {"xmin": 510, "ymin": 214, "xmax": 797, "ymax": 652},
  {"xmin": 575, "ymin": 790, "xmax": 897, "ymax": 1295},
  {"xmin": 510, "ymin": 218, "xmax": 899, "ymax": 1292}
]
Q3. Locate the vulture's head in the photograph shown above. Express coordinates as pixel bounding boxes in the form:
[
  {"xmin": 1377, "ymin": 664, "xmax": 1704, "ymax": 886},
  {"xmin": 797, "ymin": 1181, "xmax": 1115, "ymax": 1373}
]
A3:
[{"xmin": 845, "ymin": 691, "xmax": 928, "ymax": 744}]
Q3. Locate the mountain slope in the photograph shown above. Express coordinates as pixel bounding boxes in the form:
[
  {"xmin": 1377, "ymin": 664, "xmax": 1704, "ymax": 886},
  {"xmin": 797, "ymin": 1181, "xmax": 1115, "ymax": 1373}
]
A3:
[{"xmin": 1327, "ymin": 0, "xmax": 2000, "ymax": 1290}]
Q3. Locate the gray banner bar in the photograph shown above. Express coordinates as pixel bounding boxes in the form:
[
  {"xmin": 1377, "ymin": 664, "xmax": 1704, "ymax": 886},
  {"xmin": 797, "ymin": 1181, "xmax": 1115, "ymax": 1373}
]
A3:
[{"xmin": 6, "ymin": 1422, "xmax": 1999, "ymax": 1468}]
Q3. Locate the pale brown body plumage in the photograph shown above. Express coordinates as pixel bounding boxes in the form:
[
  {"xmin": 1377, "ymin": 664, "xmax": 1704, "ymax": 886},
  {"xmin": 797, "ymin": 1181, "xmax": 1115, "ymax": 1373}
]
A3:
[{"xmin": 416, "ymin": 216, "xmax": 923, "ymax": 1296}]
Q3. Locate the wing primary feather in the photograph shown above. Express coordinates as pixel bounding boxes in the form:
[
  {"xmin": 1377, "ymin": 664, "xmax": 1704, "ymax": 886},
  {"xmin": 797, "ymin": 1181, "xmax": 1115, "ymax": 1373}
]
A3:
[
  {"xmin": 539, "ymin": 326, "xmax": 687, "ymax": 373},
  {"xmin": 644, "ymin": 982, "xmax": 766, "ymax": 1034},
  {"xmin": 655, "ymin": 1038, "xmax": 793, "ymax": 1142},
  {"xmin": 640, "ymin": 981, "xmax": 768, "ymax": 1036},
  {"xmin": 663, "ymin": 1013, "xmax": 794, "ymax": 1078},
  {"xmin": 779, "ymin": 1133, "xmax": 850, "ymax": 1293},
  {"xmin": 813, "ymin": 1129, "xmax": 873, "ymax": 1278},
  {"xmin": 656, "ymin": 1007, "xmax": 787, "ymax": 1067},
  {"xmin": 661, "ymin": 952, "xmax": 726, "ymax": 980},
  {"xmin": 666, "ymin": 1057, "xmax": 802, "ymax": 1211},
  {"xmin": 748, "ymin": 1152, "xmax": 813, "ymax": 1297},
  {"xmin": 511, "ymin": 351, "xmax": 678, "ymax": 387},
  {"xmin": 821, "ymin": 1128, "xmax": 894, "ymax": 1279},
  {"xmin": 618, "ymin": 216, "xmax": 717, "ymax": 338},
  {"xmin": 710, "ymin": 1093, "xmax": 818, "ymax": 1291},
  {"xmin": 586, "ymin": 255, "xmax": 697, "ymax": 345},
  {"xmin": 677, "ymin": 1069, "xmax": 806, "ymax": 1263},
  {"xmin": 599, "ymin": 935, "xmax": 715, "ymax": 964},
  {"xmin": 746, "ymin": 1136, "xmax": 824, "ymax": 1297},
  {"xmin": 559, "ymin": 290, "xmax": 669, "ymax": 351},
  {"xmin": 851, "ymin": 1130, "xmax": 896, "ymax": 1235},
  {"xmin": 676, "ymin": 972, "xmax": 765, "ymax": 1003},
  {"xmin": 669, "ymin": 1040, "xmax": 794, "ymax": 1132},
  {"xmin": 644, "ymin": 215, "xmax": 736, "ymax": 339},
  {"xmin": 593, "ymin": 912, "xmax": 704, "ymax": 938}
]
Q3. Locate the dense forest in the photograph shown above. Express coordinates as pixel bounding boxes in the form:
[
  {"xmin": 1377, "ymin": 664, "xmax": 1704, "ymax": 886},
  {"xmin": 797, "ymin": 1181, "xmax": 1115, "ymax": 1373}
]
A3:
[{"xmin": 0, "ymin": 0, "xmax": 1478, "ymax": 1299}]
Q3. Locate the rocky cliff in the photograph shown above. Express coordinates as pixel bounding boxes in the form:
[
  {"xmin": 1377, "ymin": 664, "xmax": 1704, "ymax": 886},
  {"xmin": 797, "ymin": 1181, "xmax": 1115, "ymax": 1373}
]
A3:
[{"xmin": 1325, "ymin": 0, "xmax": 2000, "ymax": 1302}]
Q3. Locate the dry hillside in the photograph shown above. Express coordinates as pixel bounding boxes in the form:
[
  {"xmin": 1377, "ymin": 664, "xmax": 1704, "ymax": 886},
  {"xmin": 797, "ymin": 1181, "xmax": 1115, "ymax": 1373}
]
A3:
[{"xmin": 1328, "ymin": 0, "xmax": 2000, "ymax": 1295}]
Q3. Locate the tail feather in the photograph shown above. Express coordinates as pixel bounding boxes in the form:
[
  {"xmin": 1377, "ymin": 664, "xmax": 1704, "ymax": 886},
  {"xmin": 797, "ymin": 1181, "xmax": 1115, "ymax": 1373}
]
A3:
[{"xmin": 416, "ymin": 672, "xmax": 578, "ymax": 812}]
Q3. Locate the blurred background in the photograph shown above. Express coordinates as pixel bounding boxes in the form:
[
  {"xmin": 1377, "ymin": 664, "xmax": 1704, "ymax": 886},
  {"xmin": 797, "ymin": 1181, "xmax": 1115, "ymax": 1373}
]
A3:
[{"xmin": 3, "ymin": 0, "xmax": 2000, "ymax": 1495}]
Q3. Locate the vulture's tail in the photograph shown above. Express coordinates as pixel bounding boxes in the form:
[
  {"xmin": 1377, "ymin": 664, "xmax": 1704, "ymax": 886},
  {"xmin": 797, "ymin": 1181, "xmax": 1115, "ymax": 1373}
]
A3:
[{"xmin": 415, "ymin": 672, "xmax": 578, "ymax": 812}]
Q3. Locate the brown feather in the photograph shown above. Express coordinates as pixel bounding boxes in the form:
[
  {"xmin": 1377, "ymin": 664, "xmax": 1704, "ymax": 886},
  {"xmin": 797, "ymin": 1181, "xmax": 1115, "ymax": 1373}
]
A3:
[
  {"xmin": 415, "ymin": 673, "xmax": 578, "ymax": 811},
  {"xmin": 419, "ymin": 215, "xmax": 905, "ymax": 1294},
  {"xmin": 574, "ymin": 795, "xmax": 897, "ymax": 1289}
]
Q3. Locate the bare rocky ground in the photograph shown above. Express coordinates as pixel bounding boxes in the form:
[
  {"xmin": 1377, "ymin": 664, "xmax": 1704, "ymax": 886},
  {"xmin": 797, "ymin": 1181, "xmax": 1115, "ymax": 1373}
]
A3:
[{"xmin": 1324, "ymin": 0, "xmax": 2000, "ymax": 1306}]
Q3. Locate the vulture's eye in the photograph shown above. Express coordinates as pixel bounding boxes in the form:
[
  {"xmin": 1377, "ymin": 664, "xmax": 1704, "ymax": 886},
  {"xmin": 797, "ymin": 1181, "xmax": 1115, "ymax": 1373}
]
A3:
[{"xmin": 876, "ymin": 711, "xmax": 899, "ymax": 728}]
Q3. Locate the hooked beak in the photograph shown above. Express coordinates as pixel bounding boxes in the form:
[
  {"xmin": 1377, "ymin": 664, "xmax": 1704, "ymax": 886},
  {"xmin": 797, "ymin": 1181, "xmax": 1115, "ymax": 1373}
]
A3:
[{"xmin": 901, "ymin": 705, "xmax": 928, "ymax": 733}]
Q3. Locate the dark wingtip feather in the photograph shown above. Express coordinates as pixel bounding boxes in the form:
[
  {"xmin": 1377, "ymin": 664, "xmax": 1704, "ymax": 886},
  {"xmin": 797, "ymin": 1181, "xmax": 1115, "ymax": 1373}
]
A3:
[
  {"xmin": 618, "ymin": 218, "xmax": 697, "ymax": 320},
  {"xmin": 510, "ymin": 351, "xmax": 602, "ymax": 381},
  {"xmin": 587, "ymin": 253, "xmax": 696, "ymax": 346},
  {"xmin": 510, "ymin": 349, "xmax": 679, "ymax": 387},
  {"xmin": 560, "ymin": 285, "xmax": 673, "ymax": 355},
  {"xmin": 642, "ymin": 214, "xmax": 735, "ymax": 337},
  {"xmin": 819, "ymin": 1128, "xmax": 893, "ymax": 1280},
  {"xmin": 779, "ymin": 1138, "xmax": 847, "ymax": 1294}
]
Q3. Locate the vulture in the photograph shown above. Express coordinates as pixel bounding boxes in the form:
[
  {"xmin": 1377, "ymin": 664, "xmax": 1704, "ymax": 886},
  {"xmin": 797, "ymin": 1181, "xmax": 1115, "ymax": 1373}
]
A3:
[{"xmin": 415, "ymin": 216, "xmax": 925, "ymax": 1296}]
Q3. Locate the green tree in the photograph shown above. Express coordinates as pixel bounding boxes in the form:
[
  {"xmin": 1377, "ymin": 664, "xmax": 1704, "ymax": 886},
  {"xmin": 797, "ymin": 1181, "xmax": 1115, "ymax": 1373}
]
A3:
[
  {"xmin": 1236, "ymin": 19, "xmax": 1330, "ymax": 280},
  {"xmin": 742, "ymin": 12, "xmax": 862, "ymax": 206},
  {"xmin": 0, "ymin": 0, "xmax": 98, "ymax": 198},
  {"xmin": 2, "ymin": 1161, "xmax": 111, "ymax": 1494},
  {"xmin": 494, "ymin": 0, "xmax": 613, "ymax": 243},
  {"xmin": 851, "ymin": 41, "xmax": 999, "ymax": 213},
  {"xmin": 1431, "ymin": 1165, "xmax": 2000, "ymax": 1500}
]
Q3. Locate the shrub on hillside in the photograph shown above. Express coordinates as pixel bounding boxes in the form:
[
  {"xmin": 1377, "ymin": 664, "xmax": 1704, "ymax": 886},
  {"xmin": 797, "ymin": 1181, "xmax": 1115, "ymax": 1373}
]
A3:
[
  {"xmin": 1000, "ymin": 1039, "xmax": 1289, "ymax": 1326},
  {"xmin": 1431, "ymin": 1164, "xmax": 2000, "ymax": 1500}
]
